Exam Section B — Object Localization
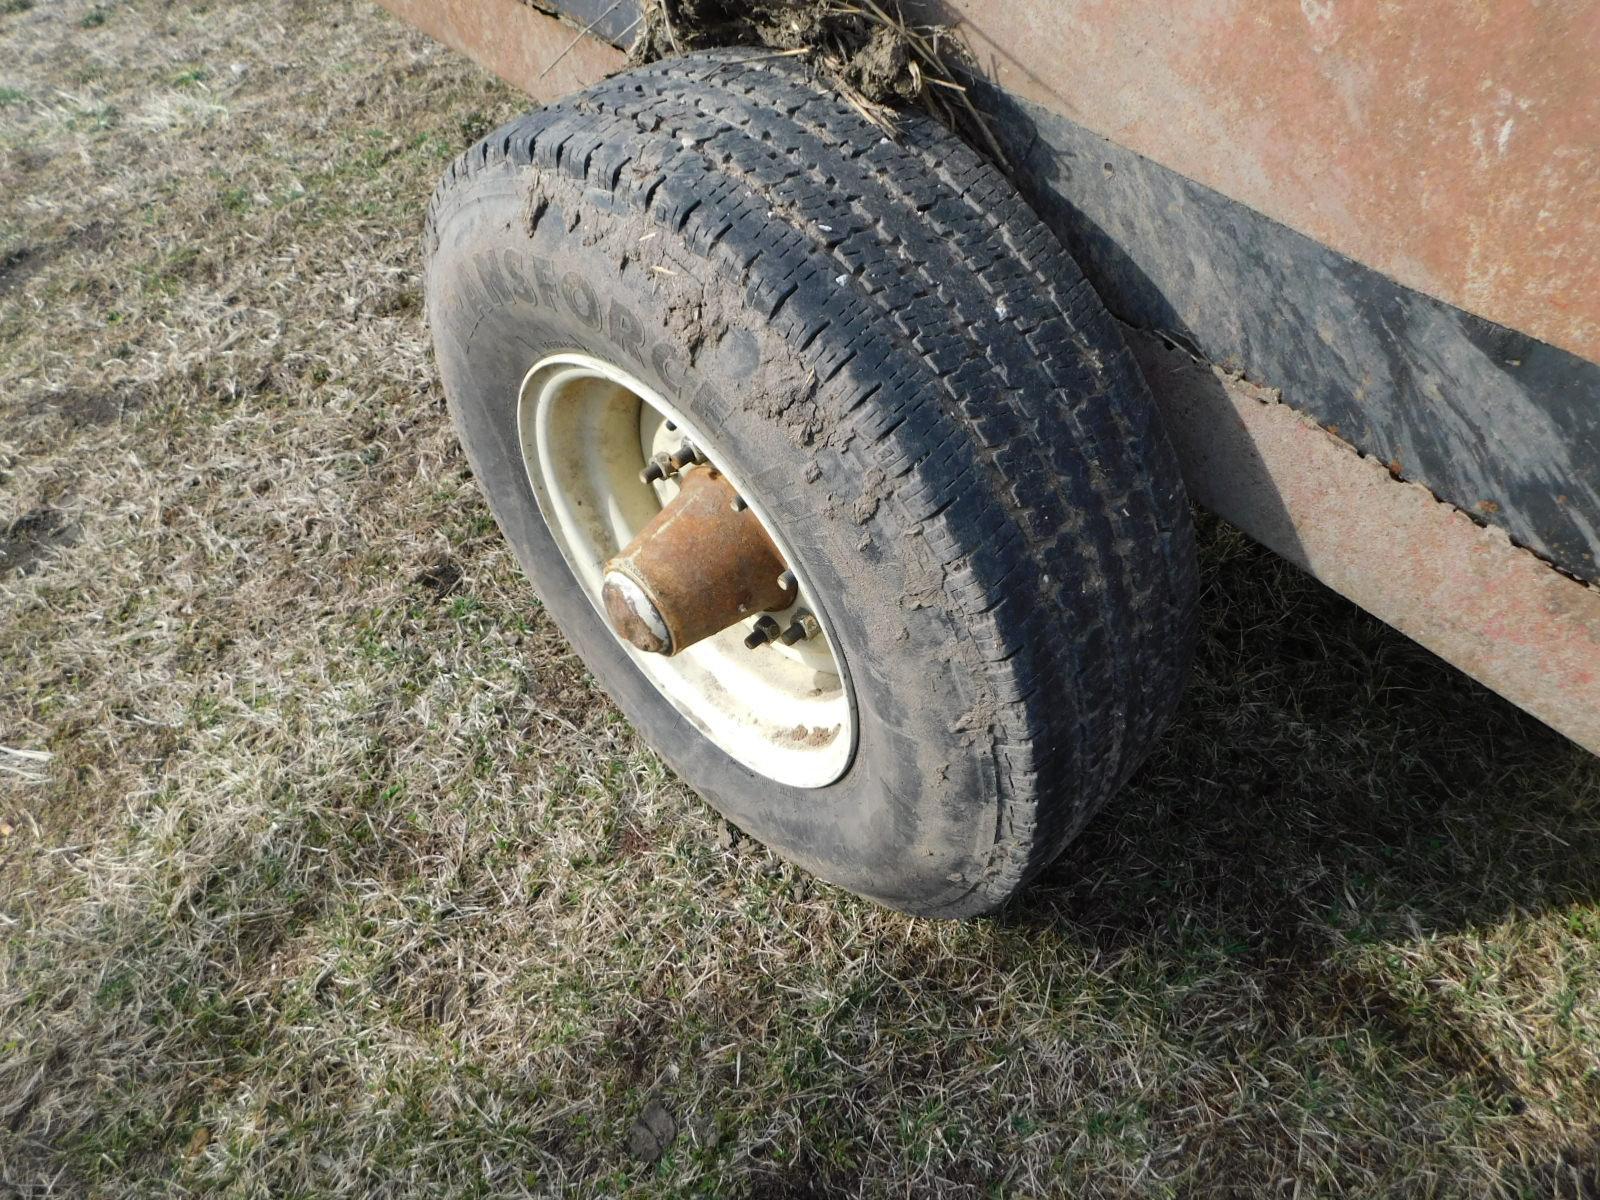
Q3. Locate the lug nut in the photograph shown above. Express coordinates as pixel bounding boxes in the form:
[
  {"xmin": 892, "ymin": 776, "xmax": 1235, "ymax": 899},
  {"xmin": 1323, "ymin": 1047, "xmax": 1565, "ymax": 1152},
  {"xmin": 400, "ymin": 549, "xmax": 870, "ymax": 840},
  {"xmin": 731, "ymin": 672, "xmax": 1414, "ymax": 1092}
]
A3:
[
  {"xmin": 743, "ymin": 615, "xmax": 782, "ymax": 649},
  {"xmin": 779, "ymin": 611, "xmax": 820, "ymax": 645}
]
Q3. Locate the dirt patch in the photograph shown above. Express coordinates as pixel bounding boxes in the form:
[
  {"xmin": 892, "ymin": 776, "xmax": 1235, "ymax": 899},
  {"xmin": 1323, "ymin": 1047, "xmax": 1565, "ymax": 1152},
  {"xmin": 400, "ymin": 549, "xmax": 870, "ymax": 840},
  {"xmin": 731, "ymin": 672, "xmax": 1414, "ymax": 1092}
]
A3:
[
  {"xmin": 0, "ymin": 243, "xmax": 46, "ymax": 297},
  {"xmin": 412, "ymin": 553, "xmax": 464, "ymax": 599},
  {"xmin": 23, "ymin": 384, "xmax": 144, "ymax": 432},
  {"xmin": 0, "ymin": 506, "xmax": 73, "ymax": 576},
  {"xmin": 782, "ymin": 723, "xmax": 840, "ymax": 748},
  {"xmin": 62, "ymin": 218, "xmax": 111, "ymax": 254},
  {"xmin": 0, "ymin": 222, "xmax": 111, "ymax": 295},
  {"xmin": 626, "ymin": 1099, "xmax": 677, "ymax": 1163}
]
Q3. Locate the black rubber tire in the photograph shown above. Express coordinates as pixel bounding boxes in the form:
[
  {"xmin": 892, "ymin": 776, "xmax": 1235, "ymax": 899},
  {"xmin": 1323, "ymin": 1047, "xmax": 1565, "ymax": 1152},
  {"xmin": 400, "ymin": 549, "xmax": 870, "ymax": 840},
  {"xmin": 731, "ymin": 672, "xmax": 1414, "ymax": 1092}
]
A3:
[{"xmin": 422, "ymin": 49, "xmax": 1197, "ymax": 917}]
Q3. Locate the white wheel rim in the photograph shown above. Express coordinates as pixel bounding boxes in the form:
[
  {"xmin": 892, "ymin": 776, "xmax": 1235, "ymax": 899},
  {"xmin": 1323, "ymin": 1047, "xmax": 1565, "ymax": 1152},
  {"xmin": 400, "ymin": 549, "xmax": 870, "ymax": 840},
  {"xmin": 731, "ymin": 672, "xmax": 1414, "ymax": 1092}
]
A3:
[{"xmin": 517, "ymin": 352, "xmax": 857, "ymax": 789}]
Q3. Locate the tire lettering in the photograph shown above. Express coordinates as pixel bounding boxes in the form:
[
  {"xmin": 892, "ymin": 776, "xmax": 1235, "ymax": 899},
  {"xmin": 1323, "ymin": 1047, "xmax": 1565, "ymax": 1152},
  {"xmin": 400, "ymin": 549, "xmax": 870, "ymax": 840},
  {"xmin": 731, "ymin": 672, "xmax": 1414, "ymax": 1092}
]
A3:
[
  {"xmin": 560, "ymin": 271, "xmax": 602, "ymax": 330},
  {"xmin": 693, "ymin": 378, "xmax": 727, "ymax": 421},
  {"xmin": 498, "ymin": 249, "xmax": 545, "ymax": 307},
  {"xmin": 651, "ymin": 340, "xmax": 689, "ymax": 391},
  {"xmin": 461, "ymin": 256, "xmax": 699, "ymax": 401},
  {"xmin": 472, "ymin": 252, "xmax": 513, "ymax": 305},
  {"xmin": 530, "ymin": 256, "xmax": 560, "ymax": 309},
  {"xmin": 608, "ymin": 299, "xmax": 645, "ymax": 361}
]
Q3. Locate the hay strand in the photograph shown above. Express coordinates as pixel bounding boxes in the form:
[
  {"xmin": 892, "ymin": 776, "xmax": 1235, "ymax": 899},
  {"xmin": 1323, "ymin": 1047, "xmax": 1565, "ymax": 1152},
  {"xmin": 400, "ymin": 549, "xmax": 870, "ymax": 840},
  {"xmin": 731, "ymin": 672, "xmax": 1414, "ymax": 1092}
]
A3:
[{"xmin": 628, "ymin": 0, "xmax": 1009, "ymax": 170}]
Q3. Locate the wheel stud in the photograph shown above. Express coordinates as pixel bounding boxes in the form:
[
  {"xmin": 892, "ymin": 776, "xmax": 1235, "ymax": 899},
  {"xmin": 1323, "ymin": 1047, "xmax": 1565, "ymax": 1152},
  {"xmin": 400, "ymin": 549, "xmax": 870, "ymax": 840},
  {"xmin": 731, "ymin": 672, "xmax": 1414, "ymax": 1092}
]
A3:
[
  {"xmin": 668, "ymin": 441, "xmax": 699, "ymax": 471},
  {"xmin": 780, "ymin": 611, "xmax": 820, "ymax": 645},
  {"xmin": 776, "ymin": 569, "xmax": 796, "ymax": 593},
  {"xmin": 744, "ymin": 615, "xmax": 782, "ymax": 649},
  {"xmin": 639, "ymin": 451, "xmax": 674, "ymax": 485},
  {"xmin": 730, "ymin": 495, "xmax": 748, "ymax": 512}
]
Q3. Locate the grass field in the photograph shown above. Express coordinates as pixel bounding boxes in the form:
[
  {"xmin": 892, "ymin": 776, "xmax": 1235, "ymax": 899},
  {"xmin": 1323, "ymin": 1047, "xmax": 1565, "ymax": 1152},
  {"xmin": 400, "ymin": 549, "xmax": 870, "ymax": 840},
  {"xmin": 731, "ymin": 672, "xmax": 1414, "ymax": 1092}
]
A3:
[{"xmin": 3, "ymin": 2, "xmax": 1599, "ymax": 1196}]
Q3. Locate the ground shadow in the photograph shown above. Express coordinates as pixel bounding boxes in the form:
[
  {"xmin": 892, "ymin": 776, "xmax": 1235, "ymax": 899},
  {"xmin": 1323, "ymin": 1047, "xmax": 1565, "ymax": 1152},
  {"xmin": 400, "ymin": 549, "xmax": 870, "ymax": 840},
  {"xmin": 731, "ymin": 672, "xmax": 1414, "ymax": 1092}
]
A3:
[
  {"xmin": 1015, "ymin": 513, "xmax": 1598, "ymax": 946},
  {"xmin": 963, "ymin": 78, "xmax": 1599, "ymax": 954}
]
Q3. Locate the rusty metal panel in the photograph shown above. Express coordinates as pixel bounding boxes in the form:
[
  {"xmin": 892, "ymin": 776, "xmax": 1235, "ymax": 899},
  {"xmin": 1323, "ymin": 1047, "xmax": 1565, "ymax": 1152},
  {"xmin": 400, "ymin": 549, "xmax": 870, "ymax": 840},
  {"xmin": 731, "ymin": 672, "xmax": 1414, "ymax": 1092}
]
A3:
[
  {"xmin": 1130, "ymin": 329, "xmax": 1600, "ymax": 756},
  {"xmin": 987, "ymin": 88, "xmax": 1600, "ymax": 586},
  {"xmin": 926, "ymin": 0, "xmax": 1600, "ymax": 367},
  {"xmin": 398, "ymin": 0, "xmax": 1600, "ymax": 365},
  {"xmin": 375, "ymin": 0, "xmax": 624, "ymax": 101}
]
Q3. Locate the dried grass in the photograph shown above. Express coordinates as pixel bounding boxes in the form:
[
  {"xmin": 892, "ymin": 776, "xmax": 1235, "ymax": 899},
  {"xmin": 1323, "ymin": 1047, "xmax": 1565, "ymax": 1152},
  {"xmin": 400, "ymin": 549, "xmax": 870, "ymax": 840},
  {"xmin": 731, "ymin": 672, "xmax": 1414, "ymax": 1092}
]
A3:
[
  {"xmin": 629, "ymin": 0, "xmax": 1009, "ymax": 169},
  {"xmin": 2, "ymin": 1, "xmax": 1600, "ymax": 1197}
]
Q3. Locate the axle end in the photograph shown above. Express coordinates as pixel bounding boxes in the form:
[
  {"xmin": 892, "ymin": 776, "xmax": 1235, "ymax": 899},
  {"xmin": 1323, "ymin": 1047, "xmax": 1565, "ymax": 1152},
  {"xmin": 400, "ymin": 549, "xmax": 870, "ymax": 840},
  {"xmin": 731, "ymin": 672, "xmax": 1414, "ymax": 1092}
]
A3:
[{"xmin": 602, "ymin": 570, "xmax": 672, "ymax": 655}]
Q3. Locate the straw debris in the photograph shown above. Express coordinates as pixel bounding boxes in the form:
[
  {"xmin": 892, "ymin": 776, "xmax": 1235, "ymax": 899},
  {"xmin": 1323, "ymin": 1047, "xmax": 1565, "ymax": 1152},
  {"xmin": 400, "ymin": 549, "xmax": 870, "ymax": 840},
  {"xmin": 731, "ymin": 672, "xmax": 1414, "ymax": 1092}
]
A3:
[{"xmin": 628, "ymin": 0, "xmax": 1008, "ymax": 168}]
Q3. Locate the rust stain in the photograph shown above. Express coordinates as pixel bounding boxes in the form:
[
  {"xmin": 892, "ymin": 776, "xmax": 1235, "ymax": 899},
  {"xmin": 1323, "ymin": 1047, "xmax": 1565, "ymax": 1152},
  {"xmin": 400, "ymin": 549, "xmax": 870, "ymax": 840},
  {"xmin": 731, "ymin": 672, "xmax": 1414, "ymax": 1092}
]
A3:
[
  {"xmin": 1130, "ymin": 331, "xmax": 1600, "ymax": 755},
  {"xmin": 783, "ymin": 724, "xmax": 841, "ymax": 748},
  {"xmin": 604, "ymin": 466, "xmax": 795, "ymax": 655}
]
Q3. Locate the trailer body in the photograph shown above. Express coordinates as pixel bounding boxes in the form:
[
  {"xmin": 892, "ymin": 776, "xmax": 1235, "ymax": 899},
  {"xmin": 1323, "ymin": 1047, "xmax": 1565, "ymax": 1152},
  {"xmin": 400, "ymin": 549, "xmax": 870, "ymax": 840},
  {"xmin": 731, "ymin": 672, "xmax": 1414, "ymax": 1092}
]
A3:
[{"xmin": 382, "ymin": 0, "xmax": 1600, "ymax": 753}]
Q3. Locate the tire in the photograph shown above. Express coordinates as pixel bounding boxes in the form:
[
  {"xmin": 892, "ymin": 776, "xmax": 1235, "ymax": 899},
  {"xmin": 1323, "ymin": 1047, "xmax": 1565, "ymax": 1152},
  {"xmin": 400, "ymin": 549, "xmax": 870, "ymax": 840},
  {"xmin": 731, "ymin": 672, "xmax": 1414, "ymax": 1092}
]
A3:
[{"xmin": 422, "ymin": 49, "xmax": 1197, "ymax": 917}]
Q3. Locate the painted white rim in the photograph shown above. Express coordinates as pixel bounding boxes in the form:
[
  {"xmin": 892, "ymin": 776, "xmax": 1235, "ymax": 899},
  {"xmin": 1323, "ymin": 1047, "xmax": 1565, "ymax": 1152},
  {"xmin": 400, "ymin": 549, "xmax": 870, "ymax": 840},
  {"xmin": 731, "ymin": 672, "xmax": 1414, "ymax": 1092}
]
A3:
[{"xmin": 517, "ymin": 352, "xmax": 856, "ymax": 789}]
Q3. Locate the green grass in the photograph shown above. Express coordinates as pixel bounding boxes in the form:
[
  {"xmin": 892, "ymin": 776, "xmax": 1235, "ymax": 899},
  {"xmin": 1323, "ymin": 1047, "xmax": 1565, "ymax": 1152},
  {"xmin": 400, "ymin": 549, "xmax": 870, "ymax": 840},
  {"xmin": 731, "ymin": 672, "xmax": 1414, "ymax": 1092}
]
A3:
[{"xmin": 1, "ymin": 1, "xmax": 1598, "ymax": 1197}]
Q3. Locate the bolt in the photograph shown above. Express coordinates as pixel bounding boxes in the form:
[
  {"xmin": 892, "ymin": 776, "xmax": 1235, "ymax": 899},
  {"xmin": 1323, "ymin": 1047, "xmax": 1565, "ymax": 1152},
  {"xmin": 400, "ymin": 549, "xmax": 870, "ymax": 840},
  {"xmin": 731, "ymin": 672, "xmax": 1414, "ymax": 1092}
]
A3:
[
  {"xmin": 730, "ymin": 495, "xmax": 748, "ymax": 512},
  {"xmin": 780, "ymin": 611, "xmax": 820, "ymax": 645},
  {"xmin": 743, "ymin": 615, "xmax": 782, "ymax": 649},
  {"xmin": 776, "ymin": 569, "xmax": 796, "ymax": 593},
  {"xmin": 639, "ymin": 451, "xmax": 674, "ymax": 485}
]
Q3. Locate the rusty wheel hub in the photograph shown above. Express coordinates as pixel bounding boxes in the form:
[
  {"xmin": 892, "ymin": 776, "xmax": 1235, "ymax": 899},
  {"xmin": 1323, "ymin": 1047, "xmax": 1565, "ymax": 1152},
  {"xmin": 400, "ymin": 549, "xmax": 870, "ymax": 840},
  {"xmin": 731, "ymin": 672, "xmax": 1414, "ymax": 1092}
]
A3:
[{"xmin": 601, "ymin": 466, "xmax": 797, "ymax": 656}]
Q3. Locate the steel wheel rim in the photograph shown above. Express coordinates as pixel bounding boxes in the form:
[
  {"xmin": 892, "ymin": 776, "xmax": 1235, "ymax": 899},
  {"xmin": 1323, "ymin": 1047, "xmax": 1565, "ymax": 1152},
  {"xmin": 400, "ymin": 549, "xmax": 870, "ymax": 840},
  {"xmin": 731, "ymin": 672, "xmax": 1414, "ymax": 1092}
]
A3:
[{"xmin": 517, "ymin": 352, "xmax": 857, "ymax": 788}]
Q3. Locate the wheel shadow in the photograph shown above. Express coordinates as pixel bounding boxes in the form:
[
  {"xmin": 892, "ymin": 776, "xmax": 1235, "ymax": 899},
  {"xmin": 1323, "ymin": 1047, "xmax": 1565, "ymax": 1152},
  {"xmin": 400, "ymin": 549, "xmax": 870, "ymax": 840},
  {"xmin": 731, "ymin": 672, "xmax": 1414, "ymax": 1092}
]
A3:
[
  {"xmin": 1014, "ymin": 513, "xmax": 1600, "ymax": 947},
  {"xmin": 960, "ymin": 71, "xmax": 1600, "ymax": 953}
]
